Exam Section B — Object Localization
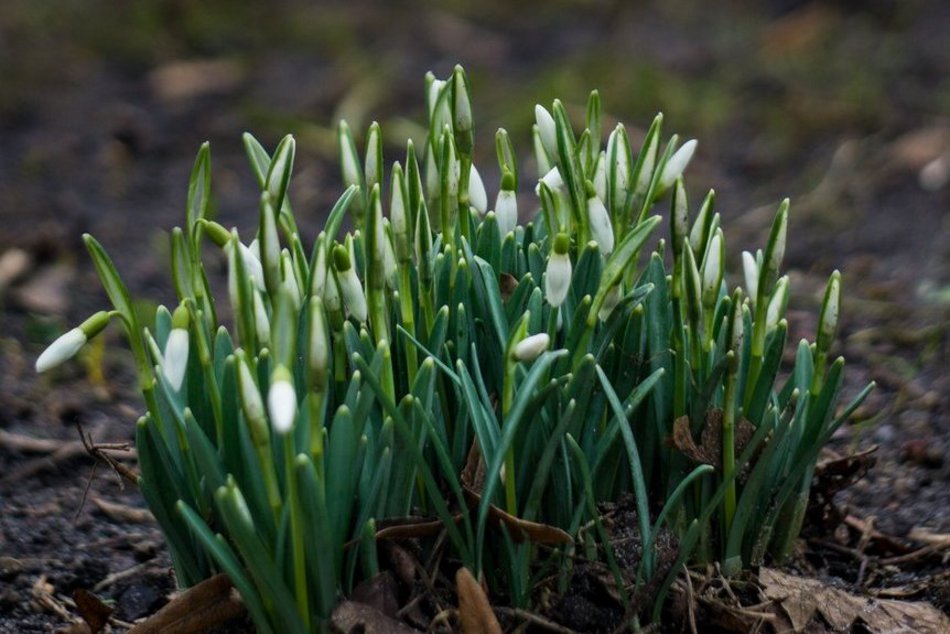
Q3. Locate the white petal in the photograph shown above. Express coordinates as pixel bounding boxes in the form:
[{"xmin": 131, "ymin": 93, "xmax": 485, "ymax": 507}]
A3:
[
  {"xmin": 162, "ymin": 328, "xmax": 189, "ymax": 391},
  {"xmin": 545, "ymin": 253, "xmax": 572, "ymax": 308},
  {"xmin": 468, "ymin": 164, "xmax": 488, "ymax": 214},
  {"xmin": 659, "ymin": 139, "xmax": 697, "ymax": 190},
  {"xmin": 587, "ymin": 196, "xmax": 615, "ymax": 256},
  {"xmin": 341, "ymin": 268, "xmax": 368, "ymax": 323},
  {"xmin": 495, "ymin": 189, "xmax": 518, "ymax": 236},
  {"xmin": 36, "ymin": 328, "xmax": 86, "ymax": 373},
  {"xmin": 240, "ymin": 242, "xmax": 266, "ymax": 292},
  {"xmin": 742, "ymin": 251, "xmax": 760, "ymax": 302},
  {"xmin": 514, "ymin": 333, "xmax": 550, "ymax": 362},
  {"xmin": 535, "ymin": 105, "xmax": 557, "ymax": 159},
  {"xmin": 268, "ymin": 379, "xmax": 297, "ymax": 434}
]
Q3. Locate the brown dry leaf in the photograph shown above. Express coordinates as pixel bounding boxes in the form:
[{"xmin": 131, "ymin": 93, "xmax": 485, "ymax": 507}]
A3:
[
  {"xmin": 126, "ymin": 574, "xmax": 245, "ymax": 634},
  {"xmin": 672, "ymin": 412, "xmax": 755, "ymax": 471},
  {"xmin": 499, "ymin": 273, "xmax": 518, "ymax": 302},
  {"xmin": 72, "ymin": 589, "xmax": 111, "ymax": 634},
  {"xmin": 456, "ymin": 567, "xmax": 502, "ymax": 634},
  {"xmin": 332, "ymin": 600, "xmax": 420, "ymax": 633},
  {"xmin": 461, "ymin": 439, "xmax": 487, "ymax": 493},
  {"xmin": 760, "ymin": 567, "xmax": 950, "ymax": 633},
  {"xmin": 350, "ymin": 572, "xmax": 400, "ymax": 619}
]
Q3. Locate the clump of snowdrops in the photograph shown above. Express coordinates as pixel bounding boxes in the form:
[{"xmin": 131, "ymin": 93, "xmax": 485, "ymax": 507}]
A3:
[{"xmin": 37, "ymin": 65, "xmax": 871, "ymax": 632}]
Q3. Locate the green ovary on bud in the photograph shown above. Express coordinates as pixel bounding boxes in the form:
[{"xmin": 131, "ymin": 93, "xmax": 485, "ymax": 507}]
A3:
[
  {"xmin": 513, "ymin": 332, "xmax": 549, "ymax": 362},
  {"xmin": 201, "ymin": 219, "xmax": 231, "ymax": 247},
  {"xmin": 162, "ymin": 305, "xmax": 190, "ymax": 391},
  {"xmin": 658, "ymin": 139, "xmax": 697, "ymax": 192},
  {"xmin": 333, "ymin": 244, "xmax": 368, "ymax": 323},
  {"xmin": 35, "ymin": 310, "xmax": 112, "ymax": 373},
  {"xmin": 545, "ymin": 233, "xmax": 572, "ymax": 308},
  {"xmin": 817, "ymin": 270, "xmax": 841, "ymax": 354},
  {"xmin": 495, "ymin": 169, "xmax": 518, "ymax": 236},
  {"xmin": 586, "ymin": 183, "xmax": 614, "ymax": 256},
  {"xmin": 268, "ymin": 365, "xmax": 297, "ymax": 435},
  {"xmin": 535, "ymin": 104, "xmax": 557, "ymax": 159}
]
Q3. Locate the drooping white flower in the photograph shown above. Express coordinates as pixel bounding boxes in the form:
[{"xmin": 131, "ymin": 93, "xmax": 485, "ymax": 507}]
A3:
[
  {"xmin": 535, "ymin": 104, "xmax": 557, "ymax": 159},
  {"xmin": 495, "ymin": 188, "xmax": 518, "ymax": 237},
  {"xmin": 268, "ymin": 366, "xmax": 297, "ymax": 435},
  {"xmin": 513, "ymin": 333, "xmax": 550, "ymax": 362},
  {"xmin": 36, "ymin": 328, "xmax": 86, "ymax": 373},
  {"xmin": 659, "ymin": 139, "xmax": 697, "ymax": 191},
  {"xmin": 545, "ymin": 233, "xmax": 572, "ymax": 308},
  {"xmin": 36, "ymin": 310, "xmax": 111, "ymax": 373},
  {"xmin": 162, "ymin": 327, "xmax": 189, "ymax": 391},
  {"xmin": 468, "ymin": 164, "xmax": 488, "ymax": 214},
  {"xmin": 587, "ymin": 194, "xmax": 615, "ymax": 256}
]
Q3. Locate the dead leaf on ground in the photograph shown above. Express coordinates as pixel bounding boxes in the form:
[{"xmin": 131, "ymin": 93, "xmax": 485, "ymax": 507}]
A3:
[
  {"xmin": 332, "ymin": 600, "xmax": 420, "ymax": 633},
  {"xmin": 73, "ymin": 588, "xmax": 112, "ymax": 634},
  {"xmin": 671, "ymin": 411, "xmax": 755, "ymax": 471},
  {"xmin": 759, "ymin": 567, "xmax": 950, "ymax": 633},
  {"xmin": 456, "ymin": 567, "xmax": 502, "ymax": 634},
  {"xmin": 126, "ymin": 573, "xmax": 245, "ymax": 634}
]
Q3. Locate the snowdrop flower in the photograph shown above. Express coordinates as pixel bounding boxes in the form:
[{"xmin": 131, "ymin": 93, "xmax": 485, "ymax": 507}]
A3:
[
  {"xmin": 545, "ymin": 233, "xmax": 572, "ymax": 308},
  {"xmin": 253, "ymin": 292, "xmax": 271, "ymax": 345},
  {"xmin": 513, "ymin": 333, "xmax": 550, "ymax": 362},
  {"xmin": 468, "ymin": 164, "xmax": 488, "ymax": 214},
  {"xmin": 495, "ymin": 170, "xmax": 518, "ymax": 236},
  {"xmin": 701, "ymin": 230, "xmax": 724, "ymax": 309},
  {"xmin": 268, "ymin": 365, "xmax": 297, "ymax": 435},
  {"xmin": 238, "ymin": 242, "xmax": 265, "ymax": 292},
  {"xmin": 333, "ymin": 245, "xmax": 367, "ymax": 323},
  {"xmin": 742, "ymin": 251, "xmax": 760, "ymax": 304},
  {"xmin": 162, "ymin": 306, "xmax": 190, "ymax": 391},
  {"xmin": 36, "ymin": 311, "xmax": 111, "ymax": 373},
  {"xmin": 339, "ymin": 120, "xmax": 362, "ymax": 190},
  {"xmin": 818, "ymin": 271, "xmax": 840, "ymax": 351},
  {"xmin": 535, "ymin": 166, "xmax": 564, "ymax": 196},
  {"xmin": 766, "ymin": 276, "xmax": 789, "ymax": 332},
  {"xmin": 535, "ymin": 104, "xmax": 557, "ymax": 159},
  {"xmin": 659, "ymin": 139, "xmax": 697, "ymax": 191},
  {"xmin": 365, "ymin": 122, "xmax": 381, "ymax": 191},
  {"xmin": 587, "ymin": 191, "xmax": 614, "ymax": 256}
]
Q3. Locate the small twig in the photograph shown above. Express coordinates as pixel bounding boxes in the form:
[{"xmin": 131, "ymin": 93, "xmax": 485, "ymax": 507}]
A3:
[
  {"xmin": 496, "ymin": 606, "xmax": 577, "ymax": 633},
  {"xmin": 93, "ymin": 561, "xmax": 151, "ymax": 593}
]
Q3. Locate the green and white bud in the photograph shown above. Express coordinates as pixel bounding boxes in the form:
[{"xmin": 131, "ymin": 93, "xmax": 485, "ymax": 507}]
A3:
[
  {"xmin": 36, "ymin": 310, "xmax": 111, "ymax": 373},
  {"xmin": 390, "ymin": 164, "xmax": 411, "ymax": 261},
  {"xmin": 593, "ymin": 151, "xmax": 607, "ymax": 202},
  {"xmin": 267, "ymin": 365, "xmax": 297, "ymax": 435},
  {"xmin": 468, "ymin": 164, "xmax": 488, "ymax": 214},
  {"xmin": 310, "ymin": 234, "xmax": 329, "ymax": 297},
  {"xmin": 252, "ymin": 292, "xmax": 271, "ymax": 345},
  {"xmin": 333, "ymin": 244, "xmax": 367, "ymax": 323},
  {"xmin": 162, "ymin": 305, "xmax": 190, "ymax": 391},
  {"xmin": 535, "ymin": 104, "xmax": 557, "ymax": 159},
  {"xmin": 598, "ymin": 283, "xmax": 622, "ymax": 321},
  {"xmin": 236, "ymin": 352, "xmax": 267, "ymax": 443},
  {"xmin": 426, "ymin": 77, "xmax": 446, "ymax": 120},
  {"xmin": 238, "ymin": 242, "xmax": 265, "ymax": 292},
  {"xmin": 513, "ymin": 332, "xmax": 549, "ymax": 362},
  {"xmin": 607, "ymin": 124, "xmax": 631, "ymax": 211},
  {"xmin": 495, "ymin": 169, "xmax": 518, "ymax": 236},
  {"xmin": 536, "ymin": 166, "xmax": 564, "ymax": 196},
  {"xmin": 365, "ymin": 121, "xmax": 382, "ymax": 192},
  {"xmin": 701, "ymin": 229, "xmax": 724, "ymax": 309},
  {"xmin": 280, "ymin": 250, "xmax": 301, "ymax": 311},
  {"xmin": 308, "ymin": 296, "xmax": 329, "ymax": 386},
  {"xmin": 545, "ymin": 233, "xmax": 572, "ymax": 308},
  {"xmin": 452, "ymin": 65, "xmax": 472, "ymax": 135},
  {"xmin": 659, "ymin": 139, "xmax": 697, "ymax": 191},
  {"xmin": 742, "ymin": 251, "xmax": 760, "ymax": 306},
  {"xmin": 766, "ymin": 275, "xmax": 789, "ymax": 332},
  {"xmin": 817, "ymin": 270, "xmax": 841, "ymax": 354},
  {"xmin": 339, "ymin": 120, "xmax": 363, "ymax": 191}
]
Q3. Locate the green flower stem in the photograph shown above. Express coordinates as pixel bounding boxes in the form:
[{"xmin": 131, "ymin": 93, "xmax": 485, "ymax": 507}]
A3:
[
  {"xmin": 308, "ymin": 392, "xmax": 326, "ymax": 476},
  {"xmin": 284, "ymin": 440, "xmax": 310, "ymax": 630},
  {"xmin": 721, "ymin": 351, "xmax": 738, "ymax": 538},
  {"xmin": 501, "ymin": 358, "xmax": 518, "ymax": 514},
  {"xmin": 397, "ymin": 267, "xmax": 418, "ymax": 387}
]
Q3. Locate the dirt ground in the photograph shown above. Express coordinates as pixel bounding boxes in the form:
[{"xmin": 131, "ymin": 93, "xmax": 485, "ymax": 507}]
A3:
[{"xmin": 1, "ymin": 0, "xmax": 948, "ymax": 631}]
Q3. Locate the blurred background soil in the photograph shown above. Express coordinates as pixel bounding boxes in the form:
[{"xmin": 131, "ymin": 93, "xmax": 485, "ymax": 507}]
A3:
[{"xmin": 0, "ymin": 0, "xmax": 948, "ymax": 630}]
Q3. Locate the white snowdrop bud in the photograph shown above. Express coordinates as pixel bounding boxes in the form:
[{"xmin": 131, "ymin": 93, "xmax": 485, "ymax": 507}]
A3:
[
  {"xmin": 36, "ymin": 310, "xmax": 111, "ymax": 373},
  {"xmin": 742, "ymin": 251, "xmax": 760, "ymax": 305},
  {"xmin": 162, "ymin": 306, "xmax": 190, "ymax": 392},
  {"xmin": 587, "ymin": 191, "xmax": 614, "ymax": 256},
  {"xmin": 593, "ymin": 151, "xmax": 607, "ymax": 202},
  {"xmin": 268, "ymin": 365, "xmax": 297, "ymax": 435},
  {"xmin": 468, "ymin": 164, "xmax": 488, "ymax": 214},
  {"xmin": 659, "ymin": 139, "xmax": 697, "ymax": 191},
  {"xmin": 239, "ymin": 242, "xmax": 266, "ymax": 292},
  {"xmin": 766, "ymin": 276, "xmax": 789, "ymax": 332},
  {"xmin": 545, "ymin": 233, "xmax": 572, "ymax": 308},
  {"xmin": 253, "ymin": 292, "xmax": 271, "ymax": 345},
  {"xmin": 513, "ymin": 333, "xmax": 550, "ymax": 362},
  {"xmin": 701, "ymin": 230, "xmax": 724, "ymax": 308},
  {"xmin": 495, "ymin": 170, "xmax": 518, "ymax": 236},
  {"xmin": 536, "ymin": 166, "xmax": 564, "ymax": 196},
  {"xmin": 333, "ymin": 245, "xmax": 368, "ymax": 323},
  {"xmin": 817, "ymin": 271, "xmax": 841, "ymax": 353},
  {"xmin": 535, "ymin": 104, "xmax": 557, "ymax": 159}
]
